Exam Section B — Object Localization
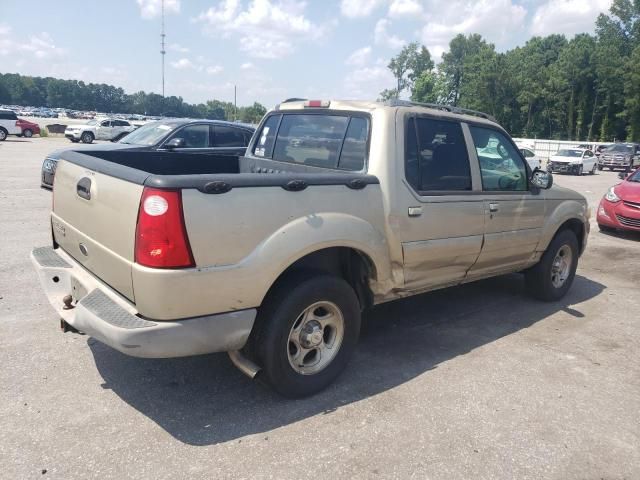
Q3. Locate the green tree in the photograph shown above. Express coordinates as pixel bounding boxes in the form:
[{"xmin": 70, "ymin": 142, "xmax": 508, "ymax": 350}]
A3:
[{"xmin": 385, "ymin": 42, "xmax": 434, "ymax": 98}]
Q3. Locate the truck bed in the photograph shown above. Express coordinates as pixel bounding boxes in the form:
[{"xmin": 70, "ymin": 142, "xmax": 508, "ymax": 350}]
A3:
[{"xmin": 50, "ymin": 149, "xmax": 385, "ymax": 320}]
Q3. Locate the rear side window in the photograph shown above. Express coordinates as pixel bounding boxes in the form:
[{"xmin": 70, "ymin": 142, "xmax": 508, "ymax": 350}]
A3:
[
  {"xmin": 253, "ymin": 113, "xmax": 369, "ymax": 171},
  {"xmin": 0, "ymin": 111, "xmax": 17, "ymax": 120},
  {"xmin": 405, "ymin": 117, "xmax": 471, "ymax": 192},
  {"xmin": 170, "ymin": 124, "xmax": 209, "ymax": 148},
  {"xmin": 214, "ymin": 126, "xmax": 247, "ymax": 147}
]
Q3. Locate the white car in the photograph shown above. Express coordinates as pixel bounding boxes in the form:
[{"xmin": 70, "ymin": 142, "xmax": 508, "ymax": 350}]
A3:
[
  {"xmin": 547, "ymin": 148, "xmax": 598, "ymax": 175},
  {"xmin": 519, "ymin": 147, "xmax": 542, "ymax": 171},
  {"xmin": 0, "ymin": 109, "xmax": 22, "ymax": 141},
  {"xmin": 64, "ymin": 118, "xmax": 136, "ymax": 144}
]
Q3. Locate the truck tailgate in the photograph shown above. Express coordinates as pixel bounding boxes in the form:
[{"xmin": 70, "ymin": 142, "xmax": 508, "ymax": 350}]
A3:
[{"xmin": 52, "ymin": 160, "xmax": 144, "ymax": 301}]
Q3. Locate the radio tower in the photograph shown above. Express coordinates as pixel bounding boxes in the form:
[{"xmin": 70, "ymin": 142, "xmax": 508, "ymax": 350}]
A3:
[{"xmin": 161, "ymin": 0, "xmax": 166, "ymax": 101}]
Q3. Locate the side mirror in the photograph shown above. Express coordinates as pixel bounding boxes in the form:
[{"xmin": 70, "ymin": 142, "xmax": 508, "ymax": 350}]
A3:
[
  {"xmin": 531, "ymin": 168, "xmax": 553, "ymax": 189},
  {"xmin": 164, "ymin": 137, "xmax": 186, "ymax": 150}
]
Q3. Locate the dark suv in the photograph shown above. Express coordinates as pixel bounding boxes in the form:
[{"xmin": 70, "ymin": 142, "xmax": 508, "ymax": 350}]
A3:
[
  {"xmin": 41, "ymin": 119, "xmax": 255, "ymax": 188},
  {"xmin": 598, "ymin": 143, "xmax": 640, "ymax": 171}
]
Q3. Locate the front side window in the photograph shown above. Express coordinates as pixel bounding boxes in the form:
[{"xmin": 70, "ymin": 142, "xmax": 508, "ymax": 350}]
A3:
[
  {"xmin": 100, "ymin": 120, "xmax": 110, "ymax": 127},
  {"xmin": 405, "ymin": 116, "xmax": 471, "ymax": 192},
  {"xmin": 169, "ymin": 124, "xmax": 209, "ymax": 148},
  {"xmin": 253, "ymin": 113, "xmax": 369, "ymax": 171},
  {"xmin": 214, "ymin": 126, "xmax": 247, "ymax": 147},
  {"xmin": 470, "ymin": 126, "xmax": 527, "ymax": 191}
]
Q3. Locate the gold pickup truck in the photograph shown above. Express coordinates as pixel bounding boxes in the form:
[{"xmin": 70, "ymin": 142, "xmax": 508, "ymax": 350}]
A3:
[{"xmin": 32, "ymin": 100, "xmax": 590, "ymax": 397}]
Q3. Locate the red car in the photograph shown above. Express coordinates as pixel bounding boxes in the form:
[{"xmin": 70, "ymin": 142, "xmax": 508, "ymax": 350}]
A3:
[
  {"xmin": 597, "ymin": 168, "xmax": 640, "ymax": 232},
  {"xmin": 16, "ymin": 118, "xmax": 41, "ymax": 138}
]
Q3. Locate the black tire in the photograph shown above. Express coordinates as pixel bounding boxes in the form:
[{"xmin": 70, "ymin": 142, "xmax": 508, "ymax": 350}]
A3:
[
  {"xmin": 590, "ymin": 163, "xmax": 596, "ymax": 175},
  {"xmin": 576, "ymin": 165, "xmax": 583, "ymax": 176},
  {"xmin": 597, "ymin": 165, "xmax": 603, "ymax": 171},
  {"xmin": 0, "ymin": 127, "xmax": 7, "ymax": 141},
  {"xmin": 525, "ymin": 229, "xmax": 579, "ymax": 302},
  {"xmin": 250, "ymin": 273, "xmax": 361, "ymax": 398},
  {"xmin": 23, "ymin": 129, "xmax": 33, "ymax": 138},
  {"xmin": 81, "ymin": 132, "xmax": 94, "ymax": 144},
  {"xmin": 70, "ymin": 138, "xmax": 79, "ymax": 143}
]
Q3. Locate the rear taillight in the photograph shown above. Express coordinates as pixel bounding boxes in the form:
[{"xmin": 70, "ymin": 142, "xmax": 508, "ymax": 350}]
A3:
[{"xmin": 135, "ymin": 188, "xmax": 195, "ymax": 268}]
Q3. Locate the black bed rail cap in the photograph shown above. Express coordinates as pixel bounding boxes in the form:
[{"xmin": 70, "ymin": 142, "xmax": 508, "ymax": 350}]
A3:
[{"xmin": 144, "ymin": 172, "xmax": 379, "ymax": 193}]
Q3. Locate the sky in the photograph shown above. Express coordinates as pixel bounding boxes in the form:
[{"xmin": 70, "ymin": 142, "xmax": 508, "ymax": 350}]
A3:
[{"xmin": 0, "ymin": 0, "xmax": 613, "ymax": 108}]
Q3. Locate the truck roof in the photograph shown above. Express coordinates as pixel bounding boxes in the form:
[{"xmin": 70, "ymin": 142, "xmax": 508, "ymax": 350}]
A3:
[{"xmin": 275, "ymin": 99, "xmax": 499, "ymax": 127}]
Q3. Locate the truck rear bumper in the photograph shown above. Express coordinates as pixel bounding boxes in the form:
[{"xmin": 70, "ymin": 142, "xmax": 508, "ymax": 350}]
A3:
[{"xmin": 30, "ymin": 246, "xmax": 256, "ymax": 358}]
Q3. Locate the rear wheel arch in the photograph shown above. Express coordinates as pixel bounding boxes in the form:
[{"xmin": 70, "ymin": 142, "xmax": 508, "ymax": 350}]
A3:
[{"xmin": 264, "ymin": 247, "xmax": 377, "ymax": 311}]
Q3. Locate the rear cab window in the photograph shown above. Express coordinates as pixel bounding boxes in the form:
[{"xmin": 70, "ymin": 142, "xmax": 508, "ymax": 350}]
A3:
[{"xmin": 252, "ymin": 112, "xmax": 370, "ymax": 171}]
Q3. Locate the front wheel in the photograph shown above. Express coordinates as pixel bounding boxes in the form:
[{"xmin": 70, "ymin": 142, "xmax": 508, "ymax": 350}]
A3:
[
  {"xmin": 576, "ymin": 165, "xmax": 583, "ymax": 176},
  {"xmin": 525, "ymin": 229, "xmax": 579, "ymax": 301},
  {"xmin": 250, "ymin": 273, "xmax": 361, "ymax": 398},
  {"xmin": 81, "ymin": 132, "xmax": 94, "ymax": 144}
]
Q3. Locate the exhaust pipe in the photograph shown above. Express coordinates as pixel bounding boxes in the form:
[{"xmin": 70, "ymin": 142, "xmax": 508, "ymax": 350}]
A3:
[{"xmin": 228, "ymin": 350, "xmax": 261, "ymax": 378}]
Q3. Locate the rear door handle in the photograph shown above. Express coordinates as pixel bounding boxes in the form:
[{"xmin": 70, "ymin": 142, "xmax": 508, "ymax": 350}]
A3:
[
  {"xmin": 489, "ymin": 202, "xmax": 499, "ymax": 213},
  {"xmin": 408, "ymin": 206, "xmax": 422, "ymax": 217}
]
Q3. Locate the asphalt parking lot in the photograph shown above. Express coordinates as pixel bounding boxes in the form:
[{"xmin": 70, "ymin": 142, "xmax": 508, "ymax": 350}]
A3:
[{"xmin": 1, "ymin": 137, "xmax": 639, "ymax": 479}]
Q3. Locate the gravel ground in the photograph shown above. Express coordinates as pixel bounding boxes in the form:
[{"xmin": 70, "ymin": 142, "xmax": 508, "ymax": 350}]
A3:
[{"xmin": 1, "ymin": 137, "xmax": 639, "ymax": 479}]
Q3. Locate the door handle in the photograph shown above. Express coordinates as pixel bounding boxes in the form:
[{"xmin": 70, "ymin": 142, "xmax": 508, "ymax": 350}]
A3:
[
  {"xmin": 408, "ymin": 206, "xmax": 422, "ymax": 217},
  {"xmin": 489, "ymin": 202, "xmax": 499, "ymax": 213}
]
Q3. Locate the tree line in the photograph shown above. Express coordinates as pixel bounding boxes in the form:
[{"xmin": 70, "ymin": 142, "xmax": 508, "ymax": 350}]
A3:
[
  {"xmin": 381, "ymin": 0, "xmax": 640, "ymax": 142},
  {"xmin": 0, "ymin": 72, "xmax": 267, "ymax": 124}
]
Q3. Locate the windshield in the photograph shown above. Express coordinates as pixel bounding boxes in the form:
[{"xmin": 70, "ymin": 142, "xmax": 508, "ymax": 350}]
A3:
[
  {"xmin": 118, "ymin": 122, "xmax": 176, "ymax": 145},
  {"xmin": 86, "ymin": 120, "xmax": 97, "ymax": 126},
  {"xmin": 605, "ymin": 144, "xmax": 633, "ymax": 154},
  {"xmin": 556, "ymin": 149, "xmax": 582, "ymax": 158}
]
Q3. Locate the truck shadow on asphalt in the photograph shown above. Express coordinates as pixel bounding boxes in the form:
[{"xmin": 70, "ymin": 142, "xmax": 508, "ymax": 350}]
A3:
[{"xmin": 89, "ymin": 273, "xmax": 605, "ymax": 446}]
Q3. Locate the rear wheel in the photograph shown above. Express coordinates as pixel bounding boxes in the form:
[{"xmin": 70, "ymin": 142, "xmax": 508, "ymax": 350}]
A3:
[
  {"xmin": 81, "ymin": 132, "xmax": 94, "ymax": 144},
  {"xmin": 576, "ymin": 165, "xmax": 583, "ymax": 176},
  {"xmin": 250, "ymin": 273, "xmax": 361, "ymax": 398},
  {"xmin": 0, "ymin": 128, "xmax": 7, "ymax": 141},
  {"xmin": 525, "ymin": 229, "xmax": 579, "ymax": 301},
  {"xmin": 23, "ymin": 129, "xmax": 33, "ymax": 138}
]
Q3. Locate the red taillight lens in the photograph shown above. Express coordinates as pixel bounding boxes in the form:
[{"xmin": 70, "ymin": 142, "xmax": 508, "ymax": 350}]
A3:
[{"xmin": 135, "ymin": 188, "xmax": 195, "ymax": 268}]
